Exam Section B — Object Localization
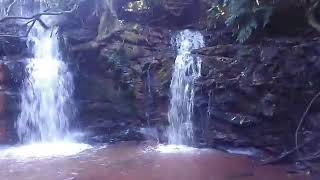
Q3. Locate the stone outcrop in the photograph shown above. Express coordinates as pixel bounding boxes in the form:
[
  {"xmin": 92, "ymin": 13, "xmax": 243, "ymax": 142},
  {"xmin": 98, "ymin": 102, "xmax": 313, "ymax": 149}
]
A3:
[
  {"xmin": 1, "ymin": 0, "xmax": 320, "ymax": 163},
  {"xmin": 64, "ymin": 0, "xmax": 320, "ymax": 158},
  {"xmin": 195, "ymin": 36, "xmax": 320, "ymax": 154}
]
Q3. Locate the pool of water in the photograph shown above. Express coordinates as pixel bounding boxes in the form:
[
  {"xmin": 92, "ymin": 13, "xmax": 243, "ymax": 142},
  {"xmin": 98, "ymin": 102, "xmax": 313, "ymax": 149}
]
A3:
[{"xmin": 0, "ymin": 141, "xmax": 311, "ymax": 180}]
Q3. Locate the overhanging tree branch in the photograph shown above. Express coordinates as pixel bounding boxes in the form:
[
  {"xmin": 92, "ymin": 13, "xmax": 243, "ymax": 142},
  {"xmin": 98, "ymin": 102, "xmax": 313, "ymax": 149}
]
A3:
[
  {"xmin": 6, "ymin": 0, "xmax": 17, "ymax": 16},
  {"xmin": 0, "ymin": 3, "xmax": 78, "ymax": 23},
  {"xmin": 0, "ymin": 4, "xmax": 79, "ymax": 37}
]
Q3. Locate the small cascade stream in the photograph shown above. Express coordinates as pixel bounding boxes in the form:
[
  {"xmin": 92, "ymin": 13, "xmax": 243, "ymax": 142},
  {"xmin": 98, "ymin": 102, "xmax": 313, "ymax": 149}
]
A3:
[{"xmin": 167, "ymin": 30, "xmax": 205, "ymax": 145}]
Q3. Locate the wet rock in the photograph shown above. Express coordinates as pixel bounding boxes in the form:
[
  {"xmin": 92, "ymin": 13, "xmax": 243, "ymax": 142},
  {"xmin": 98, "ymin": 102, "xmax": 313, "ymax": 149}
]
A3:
[
  {"xmin": 0, "ymin": 59, "xmax": 22, "ymax": 144},
  {"xmin": 139, "ymin": 127, "xmax": 160, "ymax": 142},
  {"xmin": 194, "ymin": 34, "xmax": 320, "ymax": 156},
  {"xmin": 260, "ymin": 47, "xmax": 279, "ymax": 64},
  {"xmin": 3, "ymin": 0, "xmax": 320, "ymax": 164}
]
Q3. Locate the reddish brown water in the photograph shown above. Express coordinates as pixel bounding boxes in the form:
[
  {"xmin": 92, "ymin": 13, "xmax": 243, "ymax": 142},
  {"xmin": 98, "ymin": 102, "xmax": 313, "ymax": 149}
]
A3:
[{"xmin": 0, "ymin": 142, "xmax": 311, "ymax": 180}]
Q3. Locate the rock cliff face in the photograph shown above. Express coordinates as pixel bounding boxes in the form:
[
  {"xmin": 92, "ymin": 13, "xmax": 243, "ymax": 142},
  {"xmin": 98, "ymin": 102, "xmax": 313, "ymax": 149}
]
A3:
[
  {"xmin": 1, "ymin": 0, "xmax": 320, "ymax": 158},
  {"xmin": 63, "ymin": 0, "xmax": 202, "ymax": 143}
]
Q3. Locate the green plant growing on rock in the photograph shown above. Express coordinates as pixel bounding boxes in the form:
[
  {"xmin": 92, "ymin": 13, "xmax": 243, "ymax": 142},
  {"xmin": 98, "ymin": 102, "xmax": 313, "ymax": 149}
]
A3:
[{"xmin": 210, "ymin": 0, "xmax": 273, "ymax": 43}]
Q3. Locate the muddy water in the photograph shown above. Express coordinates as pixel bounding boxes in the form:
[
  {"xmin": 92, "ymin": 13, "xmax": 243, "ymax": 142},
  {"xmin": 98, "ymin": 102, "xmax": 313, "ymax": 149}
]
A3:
[{"xmin": 0, "ymin": 142, "xmax": 310, "ymax": 180}]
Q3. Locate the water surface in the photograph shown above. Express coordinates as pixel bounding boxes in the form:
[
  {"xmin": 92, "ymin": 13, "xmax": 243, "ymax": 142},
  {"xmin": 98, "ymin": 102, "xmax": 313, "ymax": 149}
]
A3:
[{"xmin": 0, "ymin": 142, "xmax": 310, "ymax": 180}]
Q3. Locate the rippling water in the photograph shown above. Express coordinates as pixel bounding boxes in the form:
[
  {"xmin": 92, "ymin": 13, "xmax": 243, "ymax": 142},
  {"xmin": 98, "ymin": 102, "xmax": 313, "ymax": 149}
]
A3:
[{"xmin": 0, "ymin": 142, "xmax": 310, "ymax": 180}]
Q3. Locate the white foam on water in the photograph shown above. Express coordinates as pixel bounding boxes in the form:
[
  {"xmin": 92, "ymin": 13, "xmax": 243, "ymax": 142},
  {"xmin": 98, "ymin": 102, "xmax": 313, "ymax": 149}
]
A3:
[
  {"xmin": 0, "ymin": 142, "xmax": 92, "ymax": 160},
  {"xmin": 155, "ymin": 144, "xmax": 197, "ymax": 154}
]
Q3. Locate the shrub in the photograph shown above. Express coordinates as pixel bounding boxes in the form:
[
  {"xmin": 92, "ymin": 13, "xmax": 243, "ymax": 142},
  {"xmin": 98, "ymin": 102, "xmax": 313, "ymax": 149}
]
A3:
[{"xmin": 210, "ymin": 0, "xmax": 273, "ymax": 43}]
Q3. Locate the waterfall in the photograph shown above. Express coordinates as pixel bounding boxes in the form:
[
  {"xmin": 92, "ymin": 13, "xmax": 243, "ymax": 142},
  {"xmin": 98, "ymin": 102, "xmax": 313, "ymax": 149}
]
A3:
[
  {"xmin": 167, "ymin": 30, "xmax": 204, "ymax": 145},
  {"xmin": 17, "ymin": 27, "xmax": 74, "ymax": 143},
  {"xmin": 14, "ymin": 1, "xmax": 74, "ymax": 143},
  {"xmin": 0, "ymin": 0, "xmax": 90, "ymax": 158}
]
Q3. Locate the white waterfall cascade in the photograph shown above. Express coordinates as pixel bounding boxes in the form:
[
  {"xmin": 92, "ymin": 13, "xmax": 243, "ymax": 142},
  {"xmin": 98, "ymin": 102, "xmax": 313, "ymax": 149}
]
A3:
[
  {"xmin": 167, "ymin": 30, "xmax": 205, "ymax": 145},
  {"xmin": 0, "ymin": 0, "xmax": 91, "ymax": 158},
  {"xmin": 17, "ymin": 26, "xmax": 74, "ymax": 143}
]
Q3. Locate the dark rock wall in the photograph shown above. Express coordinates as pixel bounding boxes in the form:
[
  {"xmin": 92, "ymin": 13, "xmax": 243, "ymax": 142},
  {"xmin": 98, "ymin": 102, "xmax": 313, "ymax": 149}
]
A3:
[
  {"xmin": 66, "ymin": 0, "xmax": 320, "ymax": 154},
  {"xmin": 0, "ymin": 57, "xmax": 24, "ymax": 144},
  {"xmin": 69, "ymin": 24, "xmax": 175, "ymax": 142},
  {"xmin": 63, "ymin": 0, "xmax": 211, "ymax": 143},
  {"xmin": 195, "ymin": 37, "xmax": 320, "ymax": 153},
  {"xmin": 1, "ymin": 0, "xmax": 320, "ymax": 157}
]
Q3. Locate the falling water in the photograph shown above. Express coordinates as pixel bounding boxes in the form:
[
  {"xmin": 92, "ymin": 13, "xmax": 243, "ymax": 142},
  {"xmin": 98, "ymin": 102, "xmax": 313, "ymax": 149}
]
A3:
[
  {"xmin": 17, "ymin": 27, "xmax": 74, "ymax": 143},
  {"xmin": 144, "ymin": 63, "xmax": 153, "ymax": 126},
  {"xmin": 14, "ymin": 0, "xmax": 73, "ymax": 143},
  {"xmin": 0, "ymin": 0, "xmax": 91, "ymax": 159},
  {"xmin": 167, "ymin": 30, "xmax": 205, "ymax": 145}
]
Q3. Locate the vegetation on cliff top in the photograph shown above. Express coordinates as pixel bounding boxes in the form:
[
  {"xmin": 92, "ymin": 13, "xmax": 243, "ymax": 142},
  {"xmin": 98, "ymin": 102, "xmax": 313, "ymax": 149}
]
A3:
[
  {"xmin": 209, "ymin": 0, "xmax": 320, "ymax": 42},
  {"xmin": 1, "ymin": 0, "xmax": 319, "ymax": 43}
]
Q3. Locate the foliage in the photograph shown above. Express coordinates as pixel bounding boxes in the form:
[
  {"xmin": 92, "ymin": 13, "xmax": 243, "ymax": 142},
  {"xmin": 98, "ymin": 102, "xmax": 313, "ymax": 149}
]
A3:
[
  {"xmin": 42, "ymin": 0, "xmax": 78, "ymax": 11},
  {"xmin": 124, "ymin": 0, "xmax": 163, "ymax": 12},
  {"xmin": 125, "ymin": 0, "xmax": 149, "ymax": 12},
  {"xmin": 210, "ymin": 0, "xmax": 273, "ymax": 43}
]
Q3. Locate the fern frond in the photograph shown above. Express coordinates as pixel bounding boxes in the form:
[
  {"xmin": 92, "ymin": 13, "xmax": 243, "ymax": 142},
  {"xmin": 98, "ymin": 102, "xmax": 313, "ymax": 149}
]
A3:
[{"xmin": 220, "ymin": 0, "xmax": 273, "ymax": 42}]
